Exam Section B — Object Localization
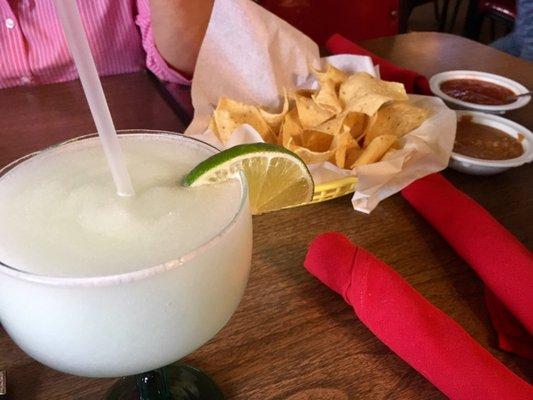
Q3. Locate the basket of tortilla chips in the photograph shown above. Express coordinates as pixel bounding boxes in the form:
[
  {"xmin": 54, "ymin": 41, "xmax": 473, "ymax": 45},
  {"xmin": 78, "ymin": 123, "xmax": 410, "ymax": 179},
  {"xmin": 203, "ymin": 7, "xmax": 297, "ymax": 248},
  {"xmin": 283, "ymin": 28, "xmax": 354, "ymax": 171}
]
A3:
[{"xmin": 207, "ymin": 64, "xmax": 429, "ymax": 205}]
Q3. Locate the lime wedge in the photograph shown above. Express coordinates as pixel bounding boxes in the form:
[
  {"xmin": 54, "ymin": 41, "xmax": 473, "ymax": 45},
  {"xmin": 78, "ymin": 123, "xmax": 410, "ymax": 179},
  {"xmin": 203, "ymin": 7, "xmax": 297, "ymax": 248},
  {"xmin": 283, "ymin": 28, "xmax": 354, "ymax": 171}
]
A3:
[{"xmin": 183, "ymin": 143, "xmax": 314, "ymax": 214}]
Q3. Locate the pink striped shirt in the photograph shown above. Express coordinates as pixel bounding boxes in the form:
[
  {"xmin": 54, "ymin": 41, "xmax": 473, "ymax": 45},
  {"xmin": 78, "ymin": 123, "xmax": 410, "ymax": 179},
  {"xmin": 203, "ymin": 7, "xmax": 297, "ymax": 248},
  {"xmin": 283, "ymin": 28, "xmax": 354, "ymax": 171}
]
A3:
[{"xmin": 0, "ymin": 0, "xmax": 189, "ymax": 89}]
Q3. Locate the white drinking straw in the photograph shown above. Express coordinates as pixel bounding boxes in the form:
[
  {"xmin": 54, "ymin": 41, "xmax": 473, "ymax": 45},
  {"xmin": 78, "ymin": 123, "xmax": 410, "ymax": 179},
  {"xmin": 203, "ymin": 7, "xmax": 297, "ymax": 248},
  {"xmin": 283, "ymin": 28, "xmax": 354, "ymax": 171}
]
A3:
[{"xmin": 53, "ymin": 0, "xmax": 135, "ymax": 196}]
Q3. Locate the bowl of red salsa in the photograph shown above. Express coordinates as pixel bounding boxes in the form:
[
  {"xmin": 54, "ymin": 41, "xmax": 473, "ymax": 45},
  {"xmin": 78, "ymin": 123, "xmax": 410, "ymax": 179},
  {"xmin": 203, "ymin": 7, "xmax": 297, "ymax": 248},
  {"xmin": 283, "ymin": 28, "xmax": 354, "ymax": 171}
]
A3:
[
  {"xmin": 449, "ymin": 111, "xmax": 533, "ymax": 175},
  {"xmin": 430, "ymin": 70, "xmax": 530, "ymax": 113}
]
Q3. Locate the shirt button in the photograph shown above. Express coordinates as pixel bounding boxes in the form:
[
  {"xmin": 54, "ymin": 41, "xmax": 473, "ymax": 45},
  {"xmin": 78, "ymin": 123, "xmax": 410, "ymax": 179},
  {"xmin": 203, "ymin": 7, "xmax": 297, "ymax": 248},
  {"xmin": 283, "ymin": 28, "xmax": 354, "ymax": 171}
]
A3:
[
  {"xmin": 5, "ymin": 18, "xmax": 15, "ymax": 29},
  {"xmin": 20, "ymin": 76, "xmax": 32, "ymax": 85}
]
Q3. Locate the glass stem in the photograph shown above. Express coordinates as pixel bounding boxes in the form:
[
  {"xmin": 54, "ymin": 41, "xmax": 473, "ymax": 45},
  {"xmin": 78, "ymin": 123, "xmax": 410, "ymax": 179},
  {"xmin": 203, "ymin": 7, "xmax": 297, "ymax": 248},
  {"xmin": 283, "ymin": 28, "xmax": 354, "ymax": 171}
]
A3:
[{"xmin": 135, "ymin": 368, "xmax": 171, "ymax": 400}]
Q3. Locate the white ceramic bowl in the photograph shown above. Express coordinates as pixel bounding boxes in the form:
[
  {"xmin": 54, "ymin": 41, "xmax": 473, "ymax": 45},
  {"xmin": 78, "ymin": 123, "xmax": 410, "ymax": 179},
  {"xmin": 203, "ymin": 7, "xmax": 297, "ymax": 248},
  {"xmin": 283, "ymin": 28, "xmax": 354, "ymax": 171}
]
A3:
[
  {"xmin": 449, "ymin": 111, "xmax": 533, "ymax": 175},
  {"xmin": 430, "ymin": 70, "xmax": 530, "ymax": 113}
]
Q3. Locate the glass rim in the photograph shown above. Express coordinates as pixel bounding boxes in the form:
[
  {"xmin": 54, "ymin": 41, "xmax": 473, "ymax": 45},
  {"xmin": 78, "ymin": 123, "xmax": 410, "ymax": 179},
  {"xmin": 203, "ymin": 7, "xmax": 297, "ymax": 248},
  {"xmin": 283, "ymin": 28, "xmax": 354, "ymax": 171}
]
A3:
[{"xmin": 0, "ymin": 129, "xmax": 249, "ymax": 287}]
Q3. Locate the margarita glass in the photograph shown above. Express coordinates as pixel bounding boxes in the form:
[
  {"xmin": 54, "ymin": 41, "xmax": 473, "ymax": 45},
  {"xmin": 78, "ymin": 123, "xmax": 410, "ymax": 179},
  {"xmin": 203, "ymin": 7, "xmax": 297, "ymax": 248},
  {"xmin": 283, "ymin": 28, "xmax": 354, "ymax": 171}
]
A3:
[{"xmin": 0, "ymin": 131, "xmax": 253, "ymax": 399}]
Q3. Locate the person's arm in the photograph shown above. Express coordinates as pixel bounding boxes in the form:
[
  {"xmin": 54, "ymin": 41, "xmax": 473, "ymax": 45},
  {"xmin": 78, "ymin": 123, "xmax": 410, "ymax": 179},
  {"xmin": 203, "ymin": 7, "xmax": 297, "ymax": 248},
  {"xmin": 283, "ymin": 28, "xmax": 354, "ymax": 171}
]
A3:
[{"xmin": 149, "ymin": 0, "xmax": 214, "ymax": 75}]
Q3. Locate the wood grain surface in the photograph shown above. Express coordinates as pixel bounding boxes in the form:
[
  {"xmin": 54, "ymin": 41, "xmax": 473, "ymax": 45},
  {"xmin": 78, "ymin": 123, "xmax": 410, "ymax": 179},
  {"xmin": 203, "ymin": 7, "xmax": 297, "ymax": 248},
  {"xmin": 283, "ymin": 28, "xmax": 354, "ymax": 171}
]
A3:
[{"xmin": 0, "ymin": 33, "xmax": 532, "ymax": 399}]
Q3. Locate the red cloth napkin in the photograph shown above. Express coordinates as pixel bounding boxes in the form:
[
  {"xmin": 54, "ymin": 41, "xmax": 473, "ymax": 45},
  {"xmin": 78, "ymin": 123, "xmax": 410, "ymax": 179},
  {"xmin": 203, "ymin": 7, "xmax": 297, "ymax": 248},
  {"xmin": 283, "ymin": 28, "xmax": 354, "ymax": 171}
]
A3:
[
  {"xmin": 325, "ymin": 33, "xmax": 431, "ymax": 95},
  {"xmin": 486, "ymin": 289, "xmax": 533, "ymax": 359},
  {"xmin": 304, "ymin": 232, "xmax": 533, "ymax": 400},
  {"xmin": 402, "ymin": 173, "xmax": 533, "ymax": 358}
]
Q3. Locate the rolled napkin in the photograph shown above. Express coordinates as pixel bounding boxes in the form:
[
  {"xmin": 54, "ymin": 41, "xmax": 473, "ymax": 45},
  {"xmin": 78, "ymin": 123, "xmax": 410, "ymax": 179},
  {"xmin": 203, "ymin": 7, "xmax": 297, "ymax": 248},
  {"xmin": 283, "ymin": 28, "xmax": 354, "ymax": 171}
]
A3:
[
  {"xmin": 325, "ymin": 33, "xmax": 431, "ymax": 95},
  {"xmin": 485, "ymin": 288, "xmax": 533, "ymax": 359},
  {"xmin": 402, "ymin": 173, "xmax": 533, "ymax": 355},
  {"xmin": 304, "ymin": 232, "xmax": 533, "ymax": 400}
]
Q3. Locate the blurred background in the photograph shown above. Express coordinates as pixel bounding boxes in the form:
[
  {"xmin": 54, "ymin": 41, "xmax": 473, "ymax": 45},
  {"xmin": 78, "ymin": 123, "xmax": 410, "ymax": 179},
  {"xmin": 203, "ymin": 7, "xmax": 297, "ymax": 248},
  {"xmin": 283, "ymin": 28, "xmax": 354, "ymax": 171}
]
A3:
[{"xmin": 258, "ymin": 0, "xmax": 524, "ymax": 57}]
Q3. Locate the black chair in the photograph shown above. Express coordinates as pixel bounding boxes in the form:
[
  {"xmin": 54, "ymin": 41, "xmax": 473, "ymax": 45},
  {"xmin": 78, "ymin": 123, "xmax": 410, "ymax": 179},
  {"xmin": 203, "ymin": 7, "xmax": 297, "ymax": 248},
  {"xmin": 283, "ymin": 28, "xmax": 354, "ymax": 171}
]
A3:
[
  {"xmin": 462, "ymin": 0, "xmax": 516, "ymax": 40},
  {"xmin": 399, "ymin": 0, "xmax": 448, "ymax": 32}
]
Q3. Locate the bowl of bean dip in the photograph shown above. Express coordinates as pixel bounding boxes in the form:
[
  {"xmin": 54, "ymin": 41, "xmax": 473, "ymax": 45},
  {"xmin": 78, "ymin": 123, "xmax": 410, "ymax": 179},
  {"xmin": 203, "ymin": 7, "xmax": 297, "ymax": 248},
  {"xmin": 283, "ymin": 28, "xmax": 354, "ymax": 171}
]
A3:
[
  {"xmin": 430, "ymin": 70, "xmax": 530, "ymax": 113},
  {"xmin": 449, "ymin": 111, "xmax": 533, "ymax": 175}
]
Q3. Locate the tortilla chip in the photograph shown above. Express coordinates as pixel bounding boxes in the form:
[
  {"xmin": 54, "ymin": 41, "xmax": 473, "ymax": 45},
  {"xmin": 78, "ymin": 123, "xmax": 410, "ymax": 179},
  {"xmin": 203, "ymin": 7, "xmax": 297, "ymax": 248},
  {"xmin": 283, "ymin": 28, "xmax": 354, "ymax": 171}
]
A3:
[
  {"xmin": 291, "ymin": 145, "xmax": 335, "ymax": 165},
  {"xmin": 279, "ymin": 108, "xmax": 302, "ymax": 146},
  {"xmin": 312, "ymin": 79, "xmax": 342, "ymax": 114},
  {"xmin": 329, "ymin": 128, "xmax": 358, "ymax": 168},
  {"xmin": 286, "ymin": 136, "xmax": 334, "ymax": 164},
  {"xmin": 313, "ymin": 64, "xmax": 349, "ymax": 86},
  {"xmin": 342, "ymin": 112, "xmax": 367, "ymax": 141},
  {"xmin": 213, "ymin": 97, "xmax": 274, "ymax": 143},
  {"xmin": 294, "ymin": 93, "xmax": 335, "ymax": 129},
  {"xmin": 353, "ymin": 134, "xmax": 397, "ymax": 167},
  {"xmin": 315, "ymin": 114, "xmax": 345, "ymax": 135},
  {"xmin": 259, "ymin": 89, "xmax": 290, "ymax": 132},
  {"xmin": 363, "ymin": 102, "xmax": 428, "ymax": 146},
  {"xmin": 382, "ymin": 146, "xmax": 399, "ymax": 160},
  {"xmin": 313, "ymin": 111, "xmax": 365, "ymax": 139},
  {"xmin": 291, "ymin": 134, "xmax": 303, "ymax": 147},
  {"xmin": 345, "ymin": 146, "xmax": 364, "ymax": 169},
  {"xmin": 295, "ymin": 89, "xmax": 315, "ymax": 98},
  {"xmin": 339, "ymin": 72, "xmax": 408, "ymax": 116},
  {"xmin": 302, "ymin": 130, "xmax": 334, "ymax": 152},
  {"xmin": 208, "ymin": 118, "xmax": 218, "ymax": 134}
]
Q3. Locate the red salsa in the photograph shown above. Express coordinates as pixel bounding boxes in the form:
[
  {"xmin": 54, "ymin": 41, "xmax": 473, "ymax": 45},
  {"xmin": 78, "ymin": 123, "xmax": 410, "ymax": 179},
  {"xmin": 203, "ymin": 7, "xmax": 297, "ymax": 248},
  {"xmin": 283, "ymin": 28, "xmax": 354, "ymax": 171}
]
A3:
[
  {"xmin": 440, "ymin": 79, "xmax": 516, "ymax": 105},
  {"xmin": 454, "ymin": 116, "xmax": 524, "ymax": 160}
]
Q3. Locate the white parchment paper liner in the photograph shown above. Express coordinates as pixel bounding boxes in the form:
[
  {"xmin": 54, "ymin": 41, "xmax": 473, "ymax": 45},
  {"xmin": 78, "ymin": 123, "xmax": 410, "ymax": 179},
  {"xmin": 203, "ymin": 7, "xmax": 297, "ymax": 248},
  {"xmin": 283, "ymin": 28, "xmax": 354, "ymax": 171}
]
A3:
[{"xmin": 185, "ymin": 0, "xmax": 456, "ymax": 213}]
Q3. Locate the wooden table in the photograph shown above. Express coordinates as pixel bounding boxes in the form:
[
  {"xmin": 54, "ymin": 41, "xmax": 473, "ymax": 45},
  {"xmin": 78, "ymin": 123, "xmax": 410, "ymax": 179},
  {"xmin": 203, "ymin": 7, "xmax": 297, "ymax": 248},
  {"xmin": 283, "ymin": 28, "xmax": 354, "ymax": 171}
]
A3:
[{"xmin": 0, "ymin": 32, "xmax": 531, "ymax": 399}]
